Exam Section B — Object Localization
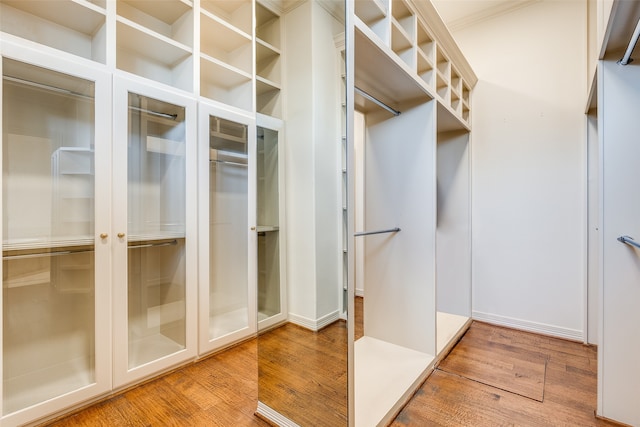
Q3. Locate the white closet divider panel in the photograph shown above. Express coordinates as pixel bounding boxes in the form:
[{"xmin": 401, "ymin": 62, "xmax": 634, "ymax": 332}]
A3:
[
  {"xmin": 363, "ymin": 100, "xmax": 437, "ymax": 355},
  {"xmin": 435, "ymin": 115, "xmax": 471, "ymax": 321}
]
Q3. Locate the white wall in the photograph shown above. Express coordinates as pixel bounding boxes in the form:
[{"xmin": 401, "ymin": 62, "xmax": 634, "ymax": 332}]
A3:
[{"xmin": 451, "ymin": 0, "xmax": 588, "ymax": 340}]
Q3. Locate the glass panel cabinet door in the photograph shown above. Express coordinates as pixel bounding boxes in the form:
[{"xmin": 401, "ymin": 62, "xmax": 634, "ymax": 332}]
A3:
[
  {"xmin": 256, "ymin": 123, "xmax": 286, "ymax": 330},
  {"xmin": 198, "ymin": 104, "xmax": 256, "ymax": 354},
  {"xmin": 1, "ymin": 55, "xmax": 111, "ymax": 424},
  {"xmin": 113, "ymin": 77, "xmax": 197, "ymax": 387}
]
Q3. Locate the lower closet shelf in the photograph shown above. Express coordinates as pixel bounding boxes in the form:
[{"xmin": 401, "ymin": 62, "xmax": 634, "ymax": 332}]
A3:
[{"xmin": 355, "ymin": 336, "xmax": 435, "ymax": 427}]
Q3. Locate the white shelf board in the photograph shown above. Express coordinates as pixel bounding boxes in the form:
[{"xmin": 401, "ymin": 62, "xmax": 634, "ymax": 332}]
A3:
[
  {"xmin": 201, "ymin": 9, "xmax": 251, "ymax": 52},
  {"xmin": 256, "ymin": 76, "xmax": 281, "ymax": 95},
  {"xmin": 129, "ymin": 332, "xmax": 185, "ymax": 369},
  {"xmin": 201, "ymin": 54, "xmax": 252, "ymax": 88},
  {"xmin": 209, "ymin": 306, "xmax": 249, "ymax": 339},
  {"xmin": 116, "ymin": 17, "xmax": 192, "ymax": 67},
  {"xmin": 3, "ymin": 237, "xmax": 95, "ymax": 251},
  {"xmin": 355, "ymin": 336, "xmax": 434, "ymax": 427},
  {"xmin": 354, "ymin": 18, "xmax": 431, "ymax": 113},
  {"xmin": 1, "ymin": 0, "xmax": 105, "ymax": 36},
  {"xmin": 3, "ymin": 355, "xmax": 93, "ymax": 415},
  {"xmin": 119, "ymin": 0, "xmax": 192, "ymax": 25},
  {"xmin": 436, "ymin": 311, "xmax": 469, "ymax": 355}
]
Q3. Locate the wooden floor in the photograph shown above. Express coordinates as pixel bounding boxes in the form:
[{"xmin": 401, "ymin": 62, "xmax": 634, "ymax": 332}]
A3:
[
  {"xmin": 45, "ymin": 301, "xmax": 620, "ymax": 426},
  {"xmin": 393, "ymin": 321, "xmax": 622, "ymax": 427}
]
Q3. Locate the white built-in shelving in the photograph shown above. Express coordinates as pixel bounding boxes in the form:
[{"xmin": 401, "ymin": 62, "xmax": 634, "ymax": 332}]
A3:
[
  {"xmin": 255, "ymin": 1, "xmax": 282, "ymax": 118},
  {"xmin": 0, "ymin": 0, "xmax": 107, "ymax": 63},
  {"xmin": 350, "ymin": 0, "xmax": 476, "ymax": 426},
  {"xmin": 200, "ymin": 0, "xmax": 253, "ymax": 110},
  {"xmin": 354, "ymin": 0, "xmax": 472, "ymax": 127},
  {"xmin": 116, "ymin": 0, "xmax": 194, "ymax": 92}
]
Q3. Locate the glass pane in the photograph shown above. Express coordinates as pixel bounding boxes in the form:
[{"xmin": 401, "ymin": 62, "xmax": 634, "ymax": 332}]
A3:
[
  {"xmin": 2, "ymin": 59, "xmax": 96, "ymax": 414},
  {"xmin": 257, "ymin": 127, "xmax": 280, "ymax": 321},
  {"xmin": 127, "ymin": 93, "xmax": 186, "ymax": 369},
  {"xmin": 209, "ymin": 116, "xmax": 249, "ymax": 339}
]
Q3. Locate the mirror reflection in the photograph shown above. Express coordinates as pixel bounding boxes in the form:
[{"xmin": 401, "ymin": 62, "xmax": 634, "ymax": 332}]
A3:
[{"xmin": 256, "ymin": 1, "xmax": 348, "ymax": 426}]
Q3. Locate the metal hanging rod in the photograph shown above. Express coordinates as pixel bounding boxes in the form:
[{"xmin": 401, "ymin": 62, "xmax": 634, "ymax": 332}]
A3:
[
  {"xmin": 129, "ymin": 106, "xmax": 177, "ymax": 121},
  {"xmin": 3, "ymin": 75, "xmax": 93, "ymax": 100},
  {"xmin": 617, "ymin": 235, "xmax": 640, "ymax": 249},
  {"xmin": 354, "ymin": 227, "xmax": 401, "ymax": 237},
  {"xmin": 355, "ymin": 87, "xmax": 401, "ymax": 116},
  {"xmin": 620, "ymin": 17, "xmax": 640, "ymax": 65},
  {"xmin": 128, "ymin": 239, "xmax": 178, "ymax": 250},
  {"xmin": 3, "ymin": 248, "xmax": 94, "ymax": 260},
  {"xmin": 210, "ymin": 159, "xmax": 248, "ymax": 167}
]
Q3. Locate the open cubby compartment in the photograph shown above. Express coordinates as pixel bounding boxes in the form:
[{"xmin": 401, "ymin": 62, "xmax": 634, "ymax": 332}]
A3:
[
  {"xmin": 201, "ymin": 0, "xmax": 252, "ymax": 35},
  {"xmin": 391, "ymin": 0, "xmax": 415, "ymax": 41},
  {"xmin": 256, "ymin": 78, "xmax": 281, "ymax": 118},
  {"xmin": 436, "ymin": 72, "xmax": 449, "ymax": 103},
  {"xmin": 256, "ymin": 40, "xmax": 281, "ymax": 85},
  {"xmin": 256, "ymin": 2, "xmax": 280, "ymax": 50},
  {"xmin": 354, "ymin": 0, "xmax": 389, "ymax": 45},
  {"xmin": 417, "ymin": 21, "xmax": 434, "ymax": 63},
  {"xmin": 116, "ymin": 19, "xmax": 193, "ymax": 91},
  {"xmin": 462, "ymin": 82, "xmax": 470, "ymax": 105},
  {"xmin": 200, "ymin": 10, "xmax": 252, "ymax": 75},
  {"xmin": 450, "ymin": 86, "xmax": 461, "ymax": 114},
  {"xmin": 417, "ymin": 51, "xmax": 434, "ymax": 88},
  {"xmin": 117, "ymin": 0, "xmax": 193, "ymax": 48},
  {"xmin": 355, "ymin": 0, "xmax": 388, "ymax": 24},
  {"xmin": 0, "ymin": 0, "xmax": 107, "ymax": 63},
  {"xmin": 391, "ymin": 17, "xmax": 415, "ymax": 69},
  {"xmin": 462, "ymin": 104, "xmax": 470, "ymax": 123},
  {"xmin": 200, "ymin": 57, "xmax": 252, "ymax": 111},
  {"xmin": 436, "ymin": 48, "xmax": 450, "ymax": 82},
  {"xmin": 450, "ymin": 66, "xmax": 462, "ymax": 96}
]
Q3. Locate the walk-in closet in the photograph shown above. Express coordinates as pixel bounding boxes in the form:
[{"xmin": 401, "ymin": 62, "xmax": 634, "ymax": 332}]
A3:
[{"xmin": 5, "ymin": 0, "xmax": 640, "ymax": 426}]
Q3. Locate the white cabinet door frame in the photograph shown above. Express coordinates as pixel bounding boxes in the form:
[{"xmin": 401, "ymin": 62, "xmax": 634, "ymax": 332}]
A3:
[
  {"xmin": 112, "ymin": 74, "xmax": 197, "ymax": 389},
  {"xmin": 0, "ymin": 40, "xmax": 112, "ymax": 426},
  {"xmin": 197, "ymin": 101, "xmax": 257, "ymax": 354}
]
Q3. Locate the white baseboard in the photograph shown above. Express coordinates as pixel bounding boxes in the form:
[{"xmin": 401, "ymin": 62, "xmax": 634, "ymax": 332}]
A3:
[
  {"xmin": 472, "ymin": 311, "xmax": 584, "ymax": 341},
  {"xmin": 256, "ymin": 401, "xmax": 301, "ymax": 427},
  {"xmin": 288, "ymin": 310, "xmax": 341, "ymax": 332}
]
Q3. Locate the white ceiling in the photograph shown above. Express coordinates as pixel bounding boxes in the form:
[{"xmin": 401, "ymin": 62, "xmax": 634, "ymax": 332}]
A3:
[{"xmin": 431, "ymin": 0, "xmax": 540, "ymax": 31}]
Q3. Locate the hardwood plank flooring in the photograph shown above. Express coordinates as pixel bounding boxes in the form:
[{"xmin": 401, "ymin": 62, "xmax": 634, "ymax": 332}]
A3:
[
  {"xmin": 257, "ymin": 322, "xmax": 348, "ymax": 426},
  {"xmin": 437, "ymin": 322, "xmax": 548, "ymax": 401},
  {"xmin": 45, "ymin": 300, "xmax": 621, "ymax": 427},
  {"xmin": 45, "ymin": 339, "xmax": 270, "ymax": 427},
  {"xmin": 392, "ymin": 322, "xmax": 623, "ymax": 427}
]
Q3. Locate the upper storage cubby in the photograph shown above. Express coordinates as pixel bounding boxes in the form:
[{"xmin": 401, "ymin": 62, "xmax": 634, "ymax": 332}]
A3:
[
  {"xmin": 199, "ymin": 0, "xmax": 253, "ymax": 111},
  {"xmin": 255, "ymin": 1, "xmax": 282, "ymax": 118},
  {"xmin": 116, "ymin": 0, "xmax": 194, "ymax": 92},
  {"xmin": 353, "ymin": 0, "xmax": 476, "ymax": 127},
  {"xmin": 416, "ymin": 22, "xmax": 435, "ymax": 87},
  {"xmin": 390, "ymin": 0, "xmax": 416, "ymax": 68},
  {"xmin": 0, "ymin": 0, "xmax": 107, "ymax": 64},
  {"xmin": 355, "ymin": 0, "xmax": 389, "ymax": 43}
]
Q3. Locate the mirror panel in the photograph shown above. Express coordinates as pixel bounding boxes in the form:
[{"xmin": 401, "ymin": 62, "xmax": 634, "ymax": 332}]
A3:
[{"xmin": 256, "ymin": 1, "xmax": 348, "ymax": 425}]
